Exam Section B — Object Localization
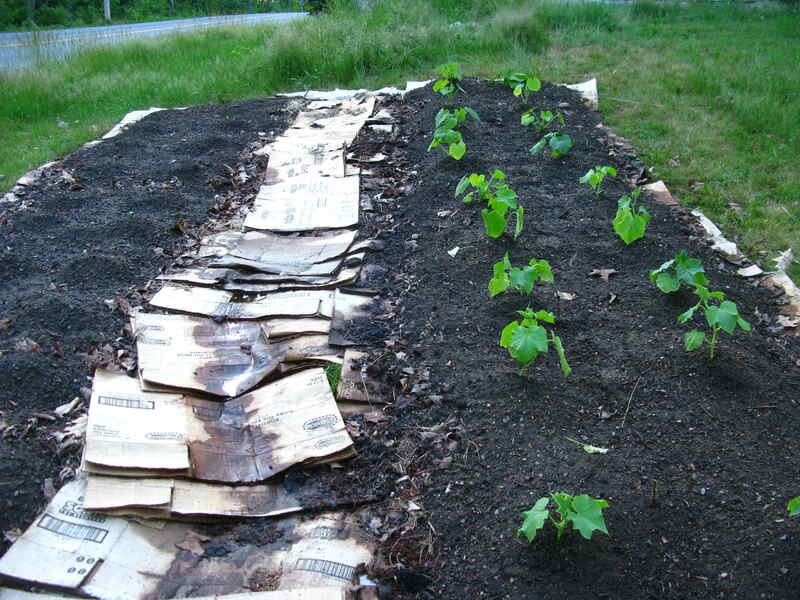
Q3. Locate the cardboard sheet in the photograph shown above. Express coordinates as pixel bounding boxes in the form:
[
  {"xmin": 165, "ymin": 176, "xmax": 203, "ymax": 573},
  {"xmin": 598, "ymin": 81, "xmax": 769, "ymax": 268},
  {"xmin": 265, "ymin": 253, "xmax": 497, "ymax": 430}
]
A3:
[
  {"xmin": 133, "ymin": 312, "xmax": 276, "ymax": 397},
  {"xmin": 84, "ymin": 369, "xmax": 353, "ymax": 483},
  {"xmin": 230, "ymin": 229, "xmax": 357, "ymax": 267},
  {"xmin": 211, "ymin": 253, "xmax": 364, "ymax": 277},
  {"xmin": 336, "ymin": 350, "xmax": 387, "ymax": 405},
  {"xmin": 148, "ymin": 286, "xmax": 335, "ymax": 319},
  {"xmin": 244, "ymin": 175, "xmax": 360, "ymax": 232},
  {"xmin": 264, "ymin": 146, "xmax": 347, "ymax": 184},
  {"xmin": 0, "ymin": 479, "xmax": 376, "ymax": 599}
]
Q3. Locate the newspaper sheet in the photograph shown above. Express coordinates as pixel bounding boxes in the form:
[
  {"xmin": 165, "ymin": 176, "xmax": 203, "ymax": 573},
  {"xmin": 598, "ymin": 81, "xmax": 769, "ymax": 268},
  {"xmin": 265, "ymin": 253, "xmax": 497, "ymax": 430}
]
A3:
[{"xmin": 244, "ymin": 175, "xmax": 360, "ymax": 232}]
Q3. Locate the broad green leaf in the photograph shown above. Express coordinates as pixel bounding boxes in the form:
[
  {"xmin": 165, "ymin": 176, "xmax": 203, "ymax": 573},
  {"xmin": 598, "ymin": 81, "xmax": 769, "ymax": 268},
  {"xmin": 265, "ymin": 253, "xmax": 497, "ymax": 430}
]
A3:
[
  {"xmin": 517, "ymin": 497, "xmax": 550, "ymax": 543},
  {"xmin": 434, "ymin": 108, "xmax": 449, "ymax": 127},
  {"xmin": 492, "ymin": 169, "xmax": 505, "ymax": 181},
  {"xmin": 432, "ymin": 79, "xmax": 447, "ymax": 92},
  {"xmin": 604, "ymin": 167, "xmax": 618, "ymax": 177},
  {"xmin": 713, "ymin": 301, "xmax": 742, "ymax": 334},
  {"xmin": 513, "ymin": 85, "xmax": 522, "ymax": 97},
  {"xmin": 481, "ymin": 208, "xmax": 507, "ymax": 238},
  {"xmin": 526, "ymin": 77, "xmax": 542, "ymax": 91},
  {"xmin": 737, "ymin": 316, "xmax": 752, "ymax": 332},
  {"xmin": 613, "ymin": 203, "xmax": 649, "ymax": 245},
  {"xmin": 493, "ymin": 260, "xmax": 507, "ymax": 279},
  {"xmin": 489, "ymin": 278, "xmax": 509, "ymax": 298},
  {"xmin": 551, "ymin": 492, "xmax": 573, "ymax": 523},
  {"xmin": 684, "ymin": 329, "xmax": 705, "ymax": 351},
  {"xmin": 521, "ymin": 111, "xmax": 537, "ymax": 126},
  {"xmin": 579, "ymin": 170, "xmax": 593, "ymax": 185},
  {"xmin": 500, "ymin": 321, "xmax": 518, "ymax": 349},
  {"xmin": 568, "ymin": 495, "xmax": 609, "ymax": 539},
  {"xmin": 649, "ymin": 258, "xmax": 675, "ymax": 280},
  {"xmin": 510, "ymin": 324, "xmax": 548, "ymax": 364},
  {"xmin": 549, "ymin": 134, "xmax": 572, "ymax": 157},
  {"xmin": 449, "ymin": 140, "xmax": 466, "ymax": 160},
  {"xmin": 469, "ymin": 173, "xmax": 484, "ymax": 187},
  {"xmin": 517, "ymin": 307, "xmax": 536, "ymax": 320},
  {"xmin": 530, "ymin": 259, "xmax": 553, "ymax": 282},
  {"xmin": 455, "ymin": 175, "xmax": 470, "ymax": 197},
  {"xmin": 533, "ymin": 310, "xmax": 555, "ymax": 324},
  {"xmin": 674, "ymin": 252, "xmax": 708, "ymax": 287},
  {"xmin": 788, "ymin": 496, "xmax": 800, "ymax": 517},
  {"xmin": 509, "ymin": 267, "xmax": 535, "ymax": 294},
  {"xmin": 551, "ymin": 333, "xmax": 571, "ymax": 376},
  {"xmin": 655, "ymin": 272, "xmax": 680, "ymax": 293}
]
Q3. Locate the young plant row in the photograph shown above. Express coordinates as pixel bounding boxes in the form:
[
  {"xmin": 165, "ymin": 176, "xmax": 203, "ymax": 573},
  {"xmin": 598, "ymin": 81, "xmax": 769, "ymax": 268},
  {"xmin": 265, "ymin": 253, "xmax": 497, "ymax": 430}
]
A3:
[{"xmin": 429, "ymin": 63, "xmax": 795, "ymax": 543}]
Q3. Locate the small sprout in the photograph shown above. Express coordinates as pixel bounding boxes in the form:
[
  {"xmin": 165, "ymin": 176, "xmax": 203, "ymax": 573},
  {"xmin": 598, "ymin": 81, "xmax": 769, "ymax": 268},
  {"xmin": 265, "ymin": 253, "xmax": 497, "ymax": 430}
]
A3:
[
  {"xmin": 530, "ymin": 132, "xmax": 573, "ymax": 158},
  {"xmin": 565, "ymin": 437, "xmax": 609, "ymax": 454},
  {"xmin": 433, "ymin": 62, "xmax": 463, "ymax": 99},
  {"xmin": 489, "ymin": 252, "xmax": 553, "ymax": 297},
  {"xmin": 455, "ymin": 170, "xmax": 523, "ymax": 238},
  {"xmin": 500, "ymin": 307, "xmax": 571, "ymax": 376},
  {"xmin": 517, "ymin": 493, "xmax": 609, "ymax": 543},
  {"xmin": 521, "ymin": 109, "xmax": 565, "ymax": 132},
  {"xmin": 579, "ymin": 166, "xmax": 617, "ymax": 196},
  {"xmin": 498, "ymin": 70, "xmax": 542, "ymax": 103},
  {"xmin": 788, "ymin": 497, "xmax": 800, "ymax": 517},
  {"xmin": 678, "ymin": 285, "xmax": 751, "ymax": 359},
  {"xmin": 613, "ymin": 188, "xmax": 651, "ymax": 245},
  {"xmin": 649, "ymin": 251, "xmax": 709, "ymax": 293},
  {"xmin": 428, "ymin": 107, "xmax": 479, "ymax": 160}
]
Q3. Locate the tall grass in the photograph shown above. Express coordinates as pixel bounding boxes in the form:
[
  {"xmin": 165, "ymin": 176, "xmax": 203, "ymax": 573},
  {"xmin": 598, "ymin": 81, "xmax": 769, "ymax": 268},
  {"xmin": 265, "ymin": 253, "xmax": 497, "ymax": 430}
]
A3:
[{"xmin": 1, "ymin": 0, "xmax": 798, "ymax": 277}]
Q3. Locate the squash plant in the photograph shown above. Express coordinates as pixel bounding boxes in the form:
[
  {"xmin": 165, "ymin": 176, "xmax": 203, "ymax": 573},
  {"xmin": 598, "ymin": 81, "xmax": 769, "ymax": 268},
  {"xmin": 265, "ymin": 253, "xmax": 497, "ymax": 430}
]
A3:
[{"xmin": 455, "ymin": 170, "xmax": 523, "ymax": 238}]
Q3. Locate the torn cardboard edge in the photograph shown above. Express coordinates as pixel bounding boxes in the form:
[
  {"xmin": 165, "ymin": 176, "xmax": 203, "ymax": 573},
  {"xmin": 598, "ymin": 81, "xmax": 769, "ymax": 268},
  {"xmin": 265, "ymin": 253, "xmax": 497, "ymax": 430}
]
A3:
[
  {"xmin": 84, "ymin": 368, "xmax": 354, "ymax": 483},
  {"xmin": 642, "ymin": 181, "xmax": 800, "ymax": 331},
  {"xmin": 0, "ymin": 477, "xmax": 379, "ymax": 599}
]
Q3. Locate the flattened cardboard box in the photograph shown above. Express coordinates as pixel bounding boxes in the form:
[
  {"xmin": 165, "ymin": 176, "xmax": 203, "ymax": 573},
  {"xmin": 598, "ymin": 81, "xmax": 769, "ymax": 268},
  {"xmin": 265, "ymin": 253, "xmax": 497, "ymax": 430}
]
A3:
[
  {"xmin": 244, "ymin": 175, "xmax": 360, "ymax": 232},
  {"xmin": 148, "ymin": 287, "xmax": 335, "ymax": 320},
  {"xmin": 132, "ymin": 312, "xmax": 277, "ymax": 396},
  {"xmin": 0, "ymin": 479, "xmax": 377, "ymax": 599},
  {"xmin": 85, "ymin": 368, "xmax": 354, "ymax": 483}
]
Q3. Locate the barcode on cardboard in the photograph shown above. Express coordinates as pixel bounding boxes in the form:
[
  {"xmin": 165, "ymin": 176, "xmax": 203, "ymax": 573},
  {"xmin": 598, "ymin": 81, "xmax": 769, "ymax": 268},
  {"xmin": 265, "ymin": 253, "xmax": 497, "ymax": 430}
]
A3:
[
  {"xmin": 98, "ymin": 395, "xmax": 154, "ymax": 410},
  {"xmin": 293, "ymin": 558, "xmax": 355, "ymax": 582},
  {"xmin": 38, "ymin": 514, "xmax": 108, "ymax": 543}
]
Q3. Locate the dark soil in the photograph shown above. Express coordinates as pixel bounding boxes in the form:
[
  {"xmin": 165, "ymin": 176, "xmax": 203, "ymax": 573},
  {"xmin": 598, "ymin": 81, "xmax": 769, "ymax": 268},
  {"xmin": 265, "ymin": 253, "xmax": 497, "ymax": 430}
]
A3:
[
  {"xmin": 348, "ymin": 80, "xmax": 800, "ymax": 599},
  {"xmin": 2, "ymin": 79, "xmax": 800, "ymax": 600},
  {"xmin": 0, "ymin": 98, "xmax": 295, "ymax": 546}
]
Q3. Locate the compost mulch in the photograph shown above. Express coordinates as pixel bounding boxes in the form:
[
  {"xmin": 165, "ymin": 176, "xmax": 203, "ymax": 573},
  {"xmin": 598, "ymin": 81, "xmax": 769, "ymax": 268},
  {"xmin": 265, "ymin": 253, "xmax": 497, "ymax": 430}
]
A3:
[{"xmin": 1, "ymin": 79, "xmax": 799, "ymax": 600}]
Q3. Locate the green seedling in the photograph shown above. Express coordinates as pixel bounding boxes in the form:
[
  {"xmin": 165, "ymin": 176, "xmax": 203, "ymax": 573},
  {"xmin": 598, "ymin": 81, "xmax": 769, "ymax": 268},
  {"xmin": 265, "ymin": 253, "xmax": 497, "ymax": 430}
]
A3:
[
  {"xmin": 489, "ymin": 252, "xmax": 553, "ymax": 297},
  {"xmin": 428, "ymin": 107, "xmax": 478, "ymax": 160},
  {"xmin": 678, "ymin": 284, "xmax": 751, "ymax": 359},
  {"xmin": 789, "ymin": 497, "xmax": 800, "ymax": 516},
  {"xmin": 433, "ymin": 62, "xmax": 463, "ymax": 99},
  {"xmin": 521, "ymin": 109, "xmax": 564, "ymax": 132},
  {"xmin": 649, "ymin": 251, "xmax": 709, "ymax": 293},
  {"xmin": 530, "ymin": 132, "xmax": 573, "ymax": 158},
  {"xmin": 498, "ymin": 70, "xmax": 542, "ymax": 103},
  {"xmin": 456, "ymin": 170, "xmax": 523, "ymax": 238},
  {"xmin": 579, "ymin": 166, "xmax": 617, "ymax": 196},
  {"xmin": 517, "ymin": 493, "xmax": 609, "ymax": 543},
  {"xmin": 500, "ymin": 308, "xmax": 571, "ymax": 376},
  {"xmin": 613, "ymin": 188, "xmax": 651, "ymax": 245}
]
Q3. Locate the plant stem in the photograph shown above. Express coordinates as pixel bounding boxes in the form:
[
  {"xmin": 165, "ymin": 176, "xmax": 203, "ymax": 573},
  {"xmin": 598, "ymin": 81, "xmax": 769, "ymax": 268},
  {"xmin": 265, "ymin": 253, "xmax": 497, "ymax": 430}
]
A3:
[{"xmin": 709, "ymin": 325, "xmax": 719, "ymax": 359}]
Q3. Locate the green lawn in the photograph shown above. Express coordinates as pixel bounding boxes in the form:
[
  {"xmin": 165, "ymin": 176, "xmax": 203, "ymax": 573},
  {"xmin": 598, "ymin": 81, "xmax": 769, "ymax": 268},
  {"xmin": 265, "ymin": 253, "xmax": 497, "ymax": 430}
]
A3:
[{"xmin": 2, "ymin": 0, "xmax": 797, "ymax": 277}]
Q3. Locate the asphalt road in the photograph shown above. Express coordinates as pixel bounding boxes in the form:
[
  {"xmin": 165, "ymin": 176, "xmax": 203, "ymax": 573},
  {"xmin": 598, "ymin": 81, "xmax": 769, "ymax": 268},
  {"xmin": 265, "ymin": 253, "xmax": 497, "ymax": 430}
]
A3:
[{"xmin": 0, "ymin": 12, "xmax": 306, "ymax": 70}]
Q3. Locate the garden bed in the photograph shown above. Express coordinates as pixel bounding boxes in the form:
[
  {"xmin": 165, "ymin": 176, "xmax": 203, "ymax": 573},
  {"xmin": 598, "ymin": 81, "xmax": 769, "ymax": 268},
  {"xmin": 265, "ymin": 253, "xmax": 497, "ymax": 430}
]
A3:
[{"xmin": 0, "ymin": 78, "xmax": 799, "ymax": 599}]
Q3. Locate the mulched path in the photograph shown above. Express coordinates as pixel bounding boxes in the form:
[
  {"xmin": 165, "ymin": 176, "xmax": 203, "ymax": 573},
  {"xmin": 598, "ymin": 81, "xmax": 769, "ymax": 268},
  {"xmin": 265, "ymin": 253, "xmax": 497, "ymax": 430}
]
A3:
[{"xmin": 1, "ymin": 79, "xmax": 799, "ymax": 600}]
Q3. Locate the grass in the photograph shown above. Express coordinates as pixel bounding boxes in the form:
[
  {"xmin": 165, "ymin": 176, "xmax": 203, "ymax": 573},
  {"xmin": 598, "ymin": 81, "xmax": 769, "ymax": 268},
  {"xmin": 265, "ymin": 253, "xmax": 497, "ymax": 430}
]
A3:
[{"xmin": 1, "ymin": 0, "xmax": 798, "ymax": 278}]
